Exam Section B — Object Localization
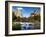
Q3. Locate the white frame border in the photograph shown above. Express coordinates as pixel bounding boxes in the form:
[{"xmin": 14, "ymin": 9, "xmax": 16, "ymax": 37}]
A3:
[{"xmin": 8, "ymin": 2, "xmax": 44, "ymax": 34}]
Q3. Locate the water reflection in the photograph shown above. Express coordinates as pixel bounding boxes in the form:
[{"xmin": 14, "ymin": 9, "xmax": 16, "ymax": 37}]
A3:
[
  {"xmin": 12, "ymin": 22, "xmax": 40, "ymax": 30},
  {"xmin": 21, "ymin": 23, "xmax": 33, "ymax": 30}
]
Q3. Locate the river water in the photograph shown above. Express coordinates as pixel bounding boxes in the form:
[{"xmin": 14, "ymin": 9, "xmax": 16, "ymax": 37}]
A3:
[
  {"xmin": 21, "ymin": 23, "xmax": 34, "ymax": 30},
  {"xmin": 13, "ymin": 22, "xmax": 34, "ymax": 30}
]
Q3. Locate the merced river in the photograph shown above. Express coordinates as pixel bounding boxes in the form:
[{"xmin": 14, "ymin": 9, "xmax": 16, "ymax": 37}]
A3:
[{"xmin": 13, "ymin": 22, "xmax": 34, "ymax": 30}]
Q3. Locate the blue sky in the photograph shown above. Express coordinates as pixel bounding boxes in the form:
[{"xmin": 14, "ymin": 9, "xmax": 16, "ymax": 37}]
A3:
[{"xmin": 12, "ymin": 6, "xmax": 40, "ymax": 17}]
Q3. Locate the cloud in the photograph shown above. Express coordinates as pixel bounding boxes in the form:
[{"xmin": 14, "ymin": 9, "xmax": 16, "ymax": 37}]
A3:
[{"xmin": 17, "ymin": 8, "xmax": 23, "ymax": 10}]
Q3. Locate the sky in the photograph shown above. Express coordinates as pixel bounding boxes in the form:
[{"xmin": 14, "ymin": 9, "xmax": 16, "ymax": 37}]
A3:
[{"xmin": 12, "ymin": 6, "xmax": 40, "ymax": 18}]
